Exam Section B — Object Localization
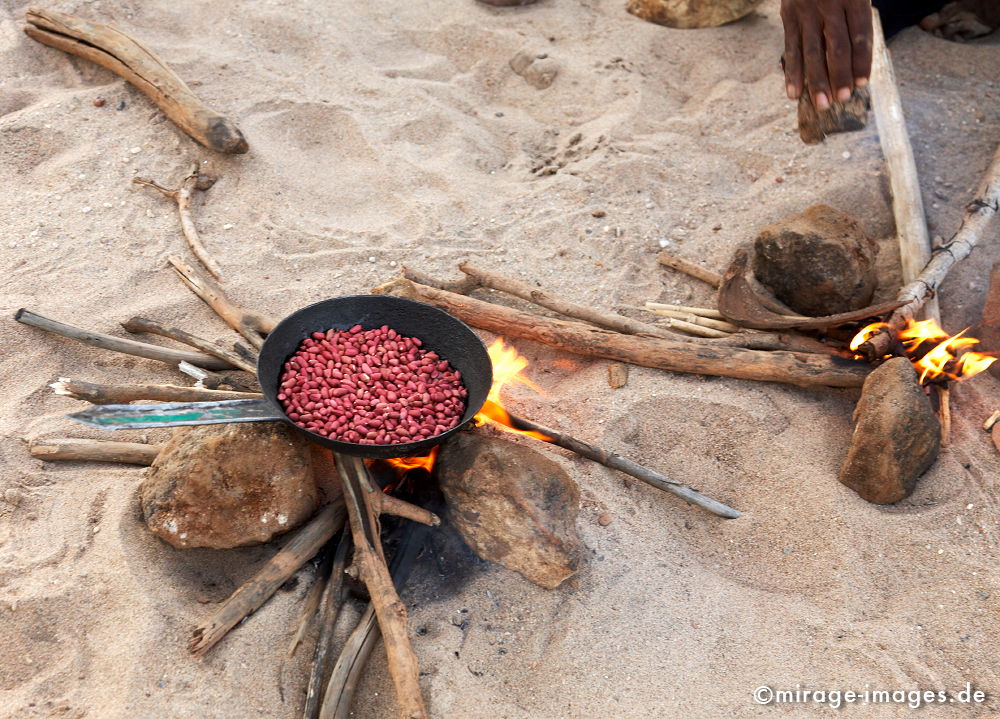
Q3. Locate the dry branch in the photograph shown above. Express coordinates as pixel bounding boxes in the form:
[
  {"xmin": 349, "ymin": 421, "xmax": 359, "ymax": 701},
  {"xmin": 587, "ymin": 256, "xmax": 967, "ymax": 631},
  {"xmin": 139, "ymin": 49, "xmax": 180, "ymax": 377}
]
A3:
[
  {"xmin": 401, "ymin": 266, "xmax": 479, "ymax": 294},
  {"xmin": 14, "ymin": 308, "xmax": 234, "ymax": 370},
  {"xmin": 122, "ymin": 316, "xmax": 256, "ymax": 373},
  {"xmin": 288, "ymin": 546, "xmax": 334, "ymax": 659},
  {"xmin": 858, "ymin": 144, "xmax": 1000, "ymax": 360},
  {"xmin": 458, "ymin": 261, "xmax": 677, "ymax": 339},
  {"xmin": 656, "ymin": 316, "xmax": 732, "ymax": 338},
  {"xmin": 656, "ymin": 250, "xmax": 723, "ymax": 287},
  {"xmin": 373, "ymin": 278, "xmax": 869, "ymax": 388},
  {"xmin": 51, "ymin": 377, "xmax": 260, "ymax": 404},
  {"xmin": 189, "ymin": 500, "xmax": 346, "ymax": 656},
  {"xmin": 644, "ymin": 307, "xmax": 739, "ymax": 332},
  {"xmin": 24, "ymin": 9, "xmax": 247, "ymax": 153},
  {"xmin": 336, "ymin": 454, "xmax": 428, "ymax": 719},
  {"xmin": 644, "ymin": 302, "xmax": 726, "ymax": 319},
  {"xmin": 134, "ymin": 164, "xmax": 223, "ymax": 279},
  {"xmin": 30, "ymin": 437, "xmax": 161, "ymax": 465},
  {"xmin": 303, "ymin": 532, "xmax": 352, "ymax": 719},
  {"xmin": 168, "ymin": 256, "xmax": 275, "ymax": 349}
]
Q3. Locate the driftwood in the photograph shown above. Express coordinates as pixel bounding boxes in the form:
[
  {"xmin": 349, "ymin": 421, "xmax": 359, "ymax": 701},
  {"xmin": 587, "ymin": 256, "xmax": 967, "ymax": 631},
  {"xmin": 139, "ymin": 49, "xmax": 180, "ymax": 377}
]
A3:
[
  {"xmin": 496, "ymin": 406, "xmax": 740, "ymax": 518},
  {"xmin": 717, "ymin": 250, "xmax": 905, "ymax": 330},
  {"xmin": 168, "ymin": 256, "xmax": 275, "ymax": 349},
  {"xmin": 302, "ymin": 532, "xmax": 352, "ymax": 719},
  {"xmin": 14, "ymin": 308, "xmax": 234, "ymax": 370},
  {"xmin": 858, "ymin": 145, "xmax": 1000, "ymax": 360},
  {"xmin": 656, "ymin": 250, "xmax": 723, "ymax": 287},
  {"xmin": 51, "ymin": 377, "xmax": 260, "ymax": 404},
  {"xmin": 122, "ymin": 316, "xmax": 257, "ymax": 373},
  {"xmin": 24, "ymin": 9, "xmax": 247, "ymax": 154},
  {"xmin": 373, "ymin": 278, "xmax": 870, "ymax": 388},
  {"xmin": 134, "ymin": 165, "xmax": 223, "ymax": 279},
  {"xmin": 458, "ymin": 262, "xmax": 677, "ymax": 339},
  {"xmin": 189, "ymin": 501, "xmax": 346, "ymax": 656},
  {"xmin": 30, "ymin": 437, "xmax": 161, "ymax": 465},
  {"xmin": 336, "ymin": 454, "xmax": 429, "ymax": 719}
]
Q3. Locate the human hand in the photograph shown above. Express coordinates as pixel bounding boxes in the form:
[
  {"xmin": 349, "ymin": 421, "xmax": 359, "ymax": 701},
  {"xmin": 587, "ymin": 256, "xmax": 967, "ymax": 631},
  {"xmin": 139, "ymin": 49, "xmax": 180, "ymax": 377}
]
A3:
[{"xmin": 780, "ymin": 0, "xmax": 873, "ymax": 109}]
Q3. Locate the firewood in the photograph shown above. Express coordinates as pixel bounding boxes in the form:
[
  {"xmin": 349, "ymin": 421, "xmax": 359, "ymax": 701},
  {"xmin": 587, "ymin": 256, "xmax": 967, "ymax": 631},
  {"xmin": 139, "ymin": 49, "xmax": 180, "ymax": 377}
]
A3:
[
  {"xmin": 51, "ymin": 378, "xmax": 261, "ymax": 404},
  {"xmin": 24, "ymin": 9, "xmax": 247, "ymax": 154},
  {"xmin": 656, "ymin": 250, "xmax": 723, "ymax": 287},
  {"xmin": 642, "ymin": 306, "xmax": 740, "ymax": 332},
  {"xmin": 122, "ymin": 316, "xmax": 257, "ymax": 373},
  {"xmin": 134, "ymin": 165, "xmax": 223, "ymax": 279},
  {"xmin": 400, "ymin": 266, "xmax": 479, "ymax": 294},
  {"xmin": 29, "ymin": 437, "xmax": 161, "ymax": 465},
  {"xmin": 857, "ymin": 144, "xmax": 1000, "ymax": 360},
  {"xmin": 458, "ymin": 261, "xmax": 678, "ymax": 338},
  {"xmin": 373, "ymin": 278, "xmax": 870, "ymax": 388},
  {"xmin": 644, "ymin": 302, "xmax": 726, "ymax": 319},
  {"xmin": 287, "ymin": 544, "xmax": 334, "ymax": 659},
  {"xmin": 14, "ymin": 308, "xmax": 235, "ymax": 370},
  {"xmin": 335, "ymin": 453, "xmax": 429, "ymax": 719},
  {"xmin": 168, "ymin": 256, "xmax": 276, "ymax": 349},
  {"xmin": 188, "ymin": 500, "xmax": 346, "ymax": 656}
]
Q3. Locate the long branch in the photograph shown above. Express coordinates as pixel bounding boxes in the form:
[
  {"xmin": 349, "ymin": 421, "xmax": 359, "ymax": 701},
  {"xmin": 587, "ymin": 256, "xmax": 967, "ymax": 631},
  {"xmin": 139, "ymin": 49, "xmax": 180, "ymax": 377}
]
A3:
[
  {"xmin": 14, "ymin": 308, "xmax": 234, "ymax": 370},
  {"xmin": 373, "ymin": 279, "xmax": 869, "ymax": 388},
  {"xmin": 122, "ymin": 316, "xmax": 257, "ymax": 372},
  {"xmin": 51, "ymin": 378, "xmax": 261, "ymax": 404}
]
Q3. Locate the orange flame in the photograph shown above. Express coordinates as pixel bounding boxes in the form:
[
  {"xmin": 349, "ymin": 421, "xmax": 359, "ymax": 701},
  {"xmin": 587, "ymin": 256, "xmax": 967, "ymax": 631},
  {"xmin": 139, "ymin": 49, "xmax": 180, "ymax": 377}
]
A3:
[
  {"xmin": 385, "ymin": 445, "xmax": 438, "ymax": 474},
  {"xmin": 473, "ymin": 339, "xmax": 551, "ymax": 441},
  {"xmin": 850, "ymin": 319, "xmax": 996, "ymax": 384}
]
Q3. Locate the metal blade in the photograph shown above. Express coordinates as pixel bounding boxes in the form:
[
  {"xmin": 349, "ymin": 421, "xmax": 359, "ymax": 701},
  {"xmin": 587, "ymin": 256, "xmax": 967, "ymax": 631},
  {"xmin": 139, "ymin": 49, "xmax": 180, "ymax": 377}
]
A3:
[{"xmin": 68, "ymin": 398, "xmax": 282, "ymax": 429}]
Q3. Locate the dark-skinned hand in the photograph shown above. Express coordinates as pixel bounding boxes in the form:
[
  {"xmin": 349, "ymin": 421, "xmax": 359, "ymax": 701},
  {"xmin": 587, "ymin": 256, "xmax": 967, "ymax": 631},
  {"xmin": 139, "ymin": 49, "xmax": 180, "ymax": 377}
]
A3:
[{"xmin": 780, "ymin": 0, "xmax": 873, "ymax": 109}]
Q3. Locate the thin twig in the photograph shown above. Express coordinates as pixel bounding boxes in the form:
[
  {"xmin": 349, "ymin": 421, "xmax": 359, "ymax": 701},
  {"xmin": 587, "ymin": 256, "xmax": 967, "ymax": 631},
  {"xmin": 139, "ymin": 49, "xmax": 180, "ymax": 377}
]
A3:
[
  {"xmin": 644, "ymin": 307, "xmax": 740, "ymax": 332},
  {"xmin": 168, "ymin": 256, "xmax": 276, "ymax": 349},
  {"xmin": 51, "ymin": 377, "xmax": 261, "ymax": 404},
  {"xmin": 656, "ymin": 316, "xmax": 732, "ymax": 338},
  {"xmin": 122, "ymin": 316, "xmax": 256, "ymax": 373},
  {"xmin": 14, "ymin": 308, "xmax": 234, "ymax": 370},
  {"xmin": 134, "ymin": 164, "xmax": 223, "ymax": 279},
  {"xmin": 644, "ymin": 302, "xmax": 726, "ymax": 319},
  {"xmin": 656, "ymin": 251, "xmax": 723, "ymax": 287},
  {"xmin": 29, "ymin": 437, "xmax": 161, "ymax": 465}
]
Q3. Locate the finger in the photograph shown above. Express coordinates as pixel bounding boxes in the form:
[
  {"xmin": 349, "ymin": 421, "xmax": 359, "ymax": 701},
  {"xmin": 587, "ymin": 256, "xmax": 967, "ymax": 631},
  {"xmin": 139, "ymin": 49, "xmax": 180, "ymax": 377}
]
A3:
[
  {"xmin": 823, "ymin": 10, "xmax": 854, "ymax": 102},
  {"xmin": 780, "ymin": 5, "xmax": 804, "ymax": 99},
  {"xmin": 846, "ymin": 0, "xmax": 873, "ymax": 86},
  {"xmin": 802, "ymin": 19, "xmax": 831, "ymax": 109}
]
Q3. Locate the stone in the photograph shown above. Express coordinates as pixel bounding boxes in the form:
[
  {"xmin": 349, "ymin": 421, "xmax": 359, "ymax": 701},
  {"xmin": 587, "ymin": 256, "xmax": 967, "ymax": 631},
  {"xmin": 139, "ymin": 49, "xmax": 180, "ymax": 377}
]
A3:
[
  {"xmin": 509, "ymin": 50, "xmax": 559, "ymax": 90},
  {"xmin": 626, "ymin": 0, "xmax": 764, "ymax": 29},
  {"xmin": 141, "ymin": 422, "xmax": 319, "ymax": 549},
  {"xmin": 437, "ymin": 432, "xmax": 584, "ymax": 589},
  {"xmin": 976, "ymin": 260, "xmax": 1000, "ymax": 379},
  {"xmin": 797, "ymin": 86, "xmax": 870, "ymax": 145},
  {"xmin": 839, "ymin": 358, "xmax": 941, "ymax": 504},
  {"xmin": 752, "ymin": 204, "xmax": 878, "ymax": 316}
]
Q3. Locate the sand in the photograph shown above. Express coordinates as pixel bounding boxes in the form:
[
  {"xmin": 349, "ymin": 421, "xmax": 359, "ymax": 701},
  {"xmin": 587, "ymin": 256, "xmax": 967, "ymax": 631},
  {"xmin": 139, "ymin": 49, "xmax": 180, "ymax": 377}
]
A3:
[{"xmin": 1, "ymin": 1, "xmax": 999, "ymax": 717}]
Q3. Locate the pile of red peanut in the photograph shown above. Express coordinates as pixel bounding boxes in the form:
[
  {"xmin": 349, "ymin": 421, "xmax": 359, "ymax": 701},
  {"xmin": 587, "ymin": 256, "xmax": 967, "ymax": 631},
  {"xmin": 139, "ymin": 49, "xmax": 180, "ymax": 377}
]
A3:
[{"xmin": 277, "ymin": 325, "xmax": 468, "ymax": 445}]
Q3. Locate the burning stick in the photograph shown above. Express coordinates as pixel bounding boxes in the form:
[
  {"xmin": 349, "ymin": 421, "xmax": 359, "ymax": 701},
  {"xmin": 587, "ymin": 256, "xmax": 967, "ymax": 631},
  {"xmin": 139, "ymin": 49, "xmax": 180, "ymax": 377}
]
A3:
[
  {"xmin": 457, "ymin": 262, "xmax": 678, "ymax": 339},
  {"xmin": 14, "ymin": 308, "xmax": 235, "ymax": 370},
  {"xmin": 189, "ymin": 500, "xmax": 347, "ymax": 656},
  {"xmin": 168, "ymin": 256, "xmax": 276, "ymax": 349},
  {"xmin": 24, "ymin": 9, "xmax": 248, "ymax": 154},
  {"xmin": 51, "ymin": 378, "xmax": 261, "ymax": 404},
  {"xmin": 373, "ymin": 278, "xmax": 870, "ymax": 387},
  {"xmin": 857, "ymin": 144, "xmax": 1000, "ymax": 361},
  {"xmin": 122, "ymin": 316, "xmax": 257, "ymax": 373},
  {"xmin": 134, "ymin": 165, "xmax": 223, "ymax": 279},
  {"xmin": 29, "ymin": 437, "xmax": 161, "ymax": 465},
  {"xmin": 335, "ymin": 453, "xmax": 429, "ymax": 719}
]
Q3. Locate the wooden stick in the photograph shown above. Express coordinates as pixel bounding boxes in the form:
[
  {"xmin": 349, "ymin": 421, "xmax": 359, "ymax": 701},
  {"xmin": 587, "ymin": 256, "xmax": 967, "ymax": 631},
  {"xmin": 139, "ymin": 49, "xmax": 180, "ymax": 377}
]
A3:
[
  {"xmin": 644, "ymin": 302, "xmax": 726, "ymax": 319},
  {"xmin": 14, "ymin": 308, "xmax": 235, "ymax": 370},
  {"xmin": 644, "ymin": 307, "xmax": 740, "ymax": 332},
  {"xmin": 287, "ymin": 544, "xmax": 335, "ymax": 659},
  {"xmin": 371, "ymin": 492, "xmax": 440, "ymax": 527},
  {"xmin": 168, "ymin": 256, "xmax": 275, "ymax": 349},
  {"xmin": 122, "ymin": 316, "xmax": 256, "ymax": 373},
  {"xmin": 134, "ymin": 164, "xmax": 223, "ymax": 279},
  {"xmin": 189, "ymin": 500, "xmax": 346, "ymax": 656},
  {"xmin": 937, "ymin": 386, "xmax": 951, "ymax": 449},
  {"xmin": 51, "ymin": 377, "xmax": 261, "ymax": 404},
  {"xmin": 709, "ymin": 332, "xmax": 850, "ymax": 357},
  {"xmin": 493, "ymin": 408, "xmax": 740, "ymax": 518},
  {"xmin": 656, "ymin": 251, "xmax": 723, "ymax": 287},
  {"xmin": 657, "ymin": 316, "xmax": 732, "ymax": 338},
  {"xmin": 303, "ymin": 532, "xmax": 352, "ymax": 719},
  {"xmin": 870, "ymin": 9, "xmax": 939, "ymax": 322},
  {"xmin": 24, "ymin": 9, "xmax": 247, "ymax": 154},
  {"xmin": 401, "ymin": 266, "xmax": 479, "ymax": 295},
  {"xmin": 458, "ymin": 261, "xmax": 678, "ymax": 339},
  {"xmin": 29, "ymin": 437, "xmax": 161, "ymax": 465},
  {"xmin": 858, "ymin": 144, "xmax": 1000, "ymax": 360},
  {"xmin": 177, "ymin": 360, "xmax": 258, "ymax": 391},
  {"xmin": 373, "ymin": 279, "xmax": 870, "ymax": 388},
  {"xmin": 336, "ymin": 454, "xmax": 428, "ymax": 719}
]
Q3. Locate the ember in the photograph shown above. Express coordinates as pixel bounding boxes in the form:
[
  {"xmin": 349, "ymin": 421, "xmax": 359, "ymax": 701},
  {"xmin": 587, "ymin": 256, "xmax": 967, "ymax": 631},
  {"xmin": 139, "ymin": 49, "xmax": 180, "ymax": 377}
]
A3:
[{"xmin": 850, "ymin": 318, "xmax": 996, "ymax": 383}]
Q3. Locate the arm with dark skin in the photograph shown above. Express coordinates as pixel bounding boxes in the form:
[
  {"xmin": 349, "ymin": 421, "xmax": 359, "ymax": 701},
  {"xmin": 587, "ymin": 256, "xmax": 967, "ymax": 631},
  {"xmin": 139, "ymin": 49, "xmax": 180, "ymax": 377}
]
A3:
[{"xmin": 781, "ymin": 0, "xmax": 873, "ymax": 110}]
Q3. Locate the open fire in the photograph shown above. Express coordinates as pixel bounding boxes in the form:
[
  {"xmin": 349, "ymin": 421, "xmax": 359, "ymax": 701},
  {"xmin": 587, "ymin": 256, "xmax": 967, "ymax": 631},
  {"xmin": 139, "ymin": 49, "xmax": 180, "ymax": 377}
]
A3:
[{"xmin": 850, "ymin": 318, "xmax": 996, "ymax": 383}]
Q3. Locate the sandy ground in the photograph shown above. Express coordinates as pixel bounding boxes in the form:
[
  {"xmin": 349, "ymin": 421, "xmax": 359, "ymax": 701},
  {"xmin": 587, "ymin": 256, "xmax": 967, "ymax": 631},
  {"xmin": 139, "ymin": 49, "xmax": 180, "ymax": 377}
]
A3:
[{"xmin": 1, "ymin": 1, "xmax": 999, "ymax": 717}]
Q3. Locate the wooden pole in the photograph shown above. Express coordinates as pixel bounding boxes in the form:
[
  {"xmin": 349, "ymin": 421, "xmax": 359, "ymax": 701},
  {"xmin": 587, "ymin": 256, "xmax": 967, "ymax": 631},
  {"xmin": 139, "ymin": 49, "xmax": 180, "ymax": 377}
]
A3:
[{"xmin": 373, "ymin": 278, "xmax": 870, "ymax": 388}]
